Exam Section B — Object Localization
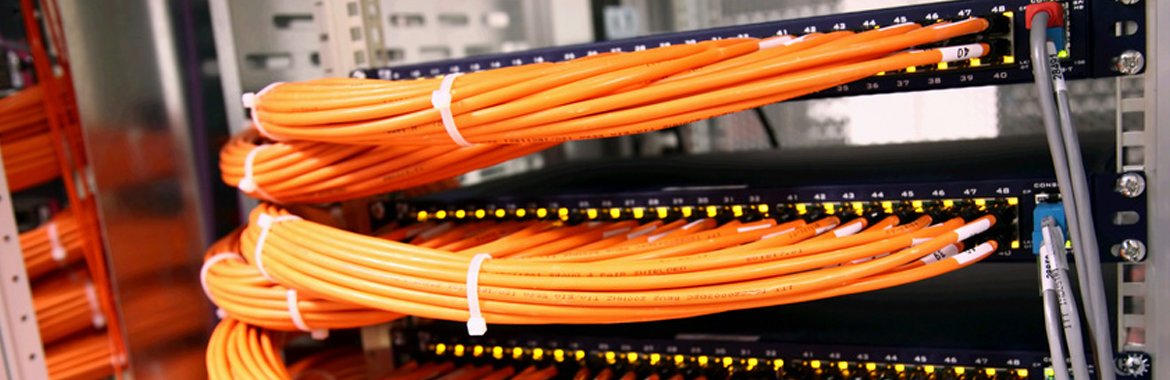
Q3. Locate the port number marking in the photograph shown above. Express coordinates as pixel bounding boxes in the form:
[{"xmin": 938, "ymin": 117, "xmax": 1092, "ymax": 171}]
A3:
[
  {"xmin": 958, "ymin": 9, "xmax": 972, "ymax": 17},
  {"xmin": 893, "ymin": 16, "xmax": 908, "ymax": 23}
]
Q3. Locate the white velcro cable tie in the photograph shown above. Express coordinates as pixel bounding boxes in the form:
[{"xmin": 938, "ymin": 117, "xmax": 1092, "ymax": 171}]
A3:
[
  {"xmin": 287, "ymin": 289, "xmax": 329, "ymax": 340},
  {"xmin": 238, "ymin": 144, "xmax": 277, "ymax": 201},
  {"xmin": 242, "ymin": 82, "xmax": 286, "ymax": 141},
  {"xmin": 46, "ymin": 222, "xmax": 67, "ymax": 264},
  {"xmin": 254, "ymin": 214, "xmax": 303, "ymax": 283},
  {"xmin": 200, "ymin": 252, "xmax": 245, "ymax": 302},
  {"xmin": 465, "ymin": 253, "xmax": 492, "ymax": 336},
  {"xmin": 83, "ymin": 281, "xmax": 107, "ymax": 329},
  {"xmin": 430, "ymin": 73, "xmax": 475, "ymax": 147}
]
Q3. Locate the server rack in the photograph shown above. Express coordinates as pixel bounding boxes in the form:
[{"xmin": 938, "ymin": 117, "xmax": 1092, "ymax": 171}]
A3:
[{"xmin": 0, "ymin": 0, "xmax": 1165, "ymax": 379}]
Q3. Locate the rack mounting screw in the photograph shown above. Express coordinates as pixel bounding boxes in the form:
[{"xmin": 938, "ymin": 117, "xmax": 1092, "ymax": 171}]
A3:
[
  {"xmin": 1114, "ymin": 51, "xmax": 1145, "ymax": 75},
  {"xmin": 1114, "ymin": 239, "xmax": 1147, "ymax": 263},
  {"xmin": 1116, "ymin": 0, "xmax": 1141, "ymax": 5},
  {"xmin": 1116, "ymin": 173, "xmax": 1146, "ymax": 198}
]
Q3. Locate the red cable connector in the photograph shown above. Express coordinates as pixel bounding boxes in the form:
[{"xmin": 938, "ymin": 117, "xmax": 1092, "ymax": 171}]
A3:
[{"xmin": 1025, "ymin": 2, "xmax": 1065, "ymax": 29}]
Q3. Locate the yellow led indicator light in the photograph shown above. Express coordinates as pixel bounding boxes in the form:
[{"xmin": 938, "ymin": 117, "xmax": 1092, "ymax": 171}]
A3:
[
  {"xmin": 1045, "ymin": 368, "xmax": 1055, "ymax": 377},
  {"xmin": 1003, "ymin": 11, "xmax": 1014, "ymax": 17},
  {"xmin": 651, "ymin": 353, "xmax": 661, "ymax": 365},
  {"xmin": 923, "ymin": 365, "xmax": 935, "ymax": 374},
  {"xmin": 473, "ymin": 345, "xmax": 484, "ymax": 357},
  {"xmin": 475, "ymin": 209, "xmax": 486, "ymax": 219},
  {"xmin": 575, "ymin": 351, "xmax": 586, "ymax": 361},
  {"xmin": 1018, "ymin": 369, "xmax": 1029, "ymax": 377},
  {"xmin": 938, "ymin": 62, "xmax": 949, "ymax": 70},
  {"xmin": 534, "ymin": 208, "xmax": 545, "ymax": 218},
  {"xmin": 943, "ymin": 200, "xmax": 954, "ymax": 208},
  {"xmin": 1011, "ymin": 240, "xmax": 1021, "ymax": 249},
  {"xmin": 633, "ymin": 208, "xmax": 645, "ymax": 219},
  {"xmin": 455, "ymin": 210, "xmax": 467, "ymax": 219},
  {"xmin": 796, "ymin": 204, "xmax": 808, "ymax": 215},
  {"xmin": 417, "ymin": 211, "xmax": 429, "ymax": 221},
  {"xmin": 698, "ymin": 356, "xmax": 709, "ymax": 366},
  {"xmin": 852, "ymin": 202, "xmax": 863, "ymax": 211},
  {"xmin": 825, "ymin": 204, "xmax": 836, "ymax": 215},
  {"xmin": 882, "ymin": 201, "xmax": 893, "ymax": 213},
  {"xmin": 1057, "ymin": 50, "xmax": 1069, "ymax": 58},
  {"xmin": 974, "ymin": 199, "xmax": 986, "ymax": 207},
  {"xmin": 911, "ymin": 200, "xmax": 923, "ymax": 209},
  {"xmin": 512, "ymin": 347, "xmax": 523, "ymax": 359},
  {"xmin": 587, "ymin": 209, "xmax": 598, "ymax": 219},
  {"xmin": 1008, "ymin": 197, "xmax": 1019, "ymax": 205},
  {"xmin": 681, "ymin": 206, "xmax": 693, "ymax": 218},
  {"xmin": 435, "ymin": 343, "xmax": 447, "ymax": 355},
  {"xmin": 876, "ymin": 71, "xmax": 886, "ymax": 76},
  {"xmin": 732, "ymin": 205, "xmax": 744, "ymax": 217},
  {"xmin": 986, "ymin": 368, "xmax": 997, "ymax": 376},
  {"xmin": 1066, "ymin": 240, "xmax": 1073, "ymax": 248},
  {"xmin": 838, "ymin": 362, "xmax": 849, "ymax": 370},
  {"xmin": 657, "ymin": 207, "xmax": 669, "ymax": 219},
  {"xmin": 970, "ymin": 57, "xmax": 982, "ymax": 67},
  {"xmin": 533, "ymin": 348, "xmax": 544, "ymax": 360},
  {"xmin": 810, "ymin": 360, "xmax": 821, "ymax": 369},
  {"xmin": 516, "ymin": 209, "xmax": 527, "ymax": 218},
  {"xmin": 605, "ymin": 351, "xmax": 616, "ymax": 364},
  {"xmin": 1003, "ymin": 55, "xmax": 1016, "ymax": 64},
  {"xmin": 774, "ymin": 359, "xmax": 784, "ymax": 371},
  {"xmin": 496, "ymin": 209, "xmax": 506, "ymax": 218},
  {"xmin": 905, "ymin": 66, "xmax": 917, "ymax": 73},
  {"xmin": 610, "ymin": 208, "xmax": 621, "ymax": 219},
  {"xmin": 758, "ymin": 204, "xmax": 770, "ymax": 213},
  {"xmin": 554, "ymin": 349, "xmax": 565, "ymax": 362},
  {"xmin": 627, "ymin": 352, "xmax": 638, "ymax": 363},
  {"xmin": 675, "ymin": 355, "xmax": 686, "ymax": 366},
  {"xmin": 722, "ymin": 357, "xmax": 733, "ymax": 368},
  {"xmin": 748, "ymin": 358, "xmax": 759, "ymax": 370},
  {"xmin": 866, "ymin": 363, "xmax": 877, "ymax": 371},
  {"xmin": 492, "ymin": 347, "xmax": 503, "ymax": 360},
  {"xmin": 454, "ymin": 344, "xmax": 466, "ymax": 357},
  {"xmin": 435, "ymin": 210, "xmax": 448, "ymax": 219},
  {"xmin": 706, "ymin": 206, "xmax": 718, "ymax": 218},
  {"xmin": 954, "ymin": 367, "xmax": 966, "ymax": 375},
  {"xmin": 894, "ymin": 364, "xmax": 905, "ymax": 372}
]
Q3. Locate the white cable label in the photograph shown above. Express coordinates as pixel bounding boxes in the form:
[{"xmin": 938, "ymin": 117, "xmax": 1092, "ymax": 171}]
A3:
[
  {"xmin": 919, "ymin": 243, "xmax": 962, "ymax": 265},
  {"xmin": 832, "ymin": 220, "xmax": 865, "ymax": 238},
  {"xmin": 953, "ymin": 217, "xmax": 992, "ymax": 241},
  {"xmin": 953, "ymin": 242, "xmax": 996, "ymax": 265},
  {"xmin": 760, "ymin": 227, "xmax": 797, "ymax": 240},
  {"xmin": 937, "ymin": 43, "xmax": 985, "ymax": 63}
]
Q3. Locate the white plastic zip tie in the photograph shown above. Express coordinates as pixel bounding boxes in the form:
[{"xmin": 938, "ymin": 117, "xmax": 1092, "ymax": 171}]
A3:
[
  {"xmin": 241, "ymin": 82, "xmax": 286, "ymax": 141},
  {"xmin": 465, "ymin": 253, "xmax": 492, "ymax": 336},
  {"xmin": 200, "ymin": 252, "xmax": 244, "ymax": 301},
  {"xmin": 286, "ymin": 289, "xmax": 329, "ymax": 339},
  {"xmin": 46, "ymin": 222, "xmax": 67, "ymax": 264},
  {"xmin": 254, "ymin": 213, "xmax": 303, "ymax": 282},
  {"xmin": 430, "ymin": 73, "xmax": 475, "ymax": 147},
  {"xmin": 83, "ymin": 281, "xmax": 107, "ymax": 329},
  {"xmin": 238, "ymin": 144, "xmax": 276, "ymax": 201}
]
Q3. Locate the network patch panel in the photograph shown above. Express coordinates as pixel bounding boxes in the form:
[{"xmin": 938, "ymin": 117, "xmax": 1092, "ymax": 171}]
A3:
[
  {"xmin": 390, "ymin": 325, "xmax": 1153, "ymax": 380},
  {"xmin": 354, "ymin": 0, "xmax": 1144, "ymax": 99}
]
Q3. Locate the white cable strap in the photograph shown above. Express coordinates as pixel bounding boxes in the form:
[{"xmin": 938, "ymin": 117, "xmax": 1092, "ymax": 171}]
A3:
[
  {"xmin": 430, "ymin": 73, "xmax": 475, "ymax": 147},
  {"xmin": 238, "ymin": 144, "xmax": 277, "ymax": 201},
  {"xmin": 465, "ymin": 253, "xmax": 492, "ymax": 336},
  {"xmin": 200, "ymin": 252, "xmax": 245, "ymax": 302},
  {"xmin": 241, "ymin": 82, "xmax": 286, "ymax": 141},
  {"xmin": 286, "ymin": 289, "xmax": 329, "ymax": 339},
  {"xmin": 46, "ymin": 222, "xmax": 67, "ymax": 264},
  {"xmin": 254, "ymin": 214, "xmax": 303, "ymax": 283},
  {"xmin": 83, "ymin": 281, "xmax": 107, "ymax": 329}
]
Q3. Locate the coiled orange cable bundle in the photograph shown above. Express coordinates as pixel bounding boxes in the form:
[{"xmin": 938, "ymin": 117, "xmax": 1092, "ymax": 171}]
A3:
[
  {"xmin": 21, "ymin": 209, "xmax": 86, "ymax": 281},
  {"xmin": 32, "ymin": 270, "xmax": 107, "ymax": 345},
  {"xmin": 44, "ymin": 331, "xmax": 116, "ymax": 380},
  {"xmin": 286, "ymin": 347, "xmax": 369, "ymax": 380},
  {"xmin": 203, "ymin": 203, "xmax": 999, "ymax": 332},
  {"xmin": 222, "ymin": 19, "xmax": 992, "ymax": 204}
]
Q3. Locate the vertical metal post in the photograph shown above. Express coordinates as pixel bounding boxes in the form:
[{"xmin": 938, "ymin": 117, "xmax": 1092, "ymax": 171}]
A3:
[
  {"xmin": 361, "ymin": 322, "xmax": 396, "ymax": 378},
  {"xmin": 1142, "ymin": 0, "xmax": 1170, "ymax": 377},
  {"xmin": 0, "ymin": 150, "xmax": 49, "ymax": 380}
]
